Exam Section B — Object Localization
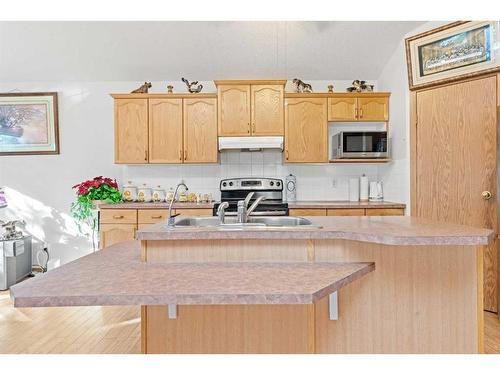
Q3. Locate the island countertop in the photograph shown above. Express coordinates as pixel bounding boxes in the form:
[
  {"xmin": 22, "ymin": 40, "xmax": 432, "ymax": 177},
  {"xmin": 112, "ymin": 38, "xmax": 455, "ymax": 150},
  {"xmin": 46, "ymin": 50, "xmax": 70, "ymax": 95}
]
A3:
[
  {"xmin": 10, "ymin": 241, "xmax": 374, "ymax": 308},
  {"xmin": 136, "ymin": 216, "xmax": 494, "ymax": 246}
]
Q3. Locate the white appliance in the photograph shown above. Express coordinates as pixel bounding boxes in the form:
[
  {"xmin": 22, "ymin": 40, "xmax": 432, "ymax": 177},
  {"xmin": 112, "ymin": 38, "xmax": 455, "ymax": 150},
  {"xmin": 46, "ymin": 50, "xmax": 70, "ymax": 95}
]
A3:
[
  {"xmin": 218, "ymin": 136, "xmax": 284, "ymax": 151},
  {"xmin": 369, "ymin": 181, "xmax": 384, "ymax": 202},
  {"xmin": 360, "ymin": 174, "xmax": 369, "ymax": 201}
]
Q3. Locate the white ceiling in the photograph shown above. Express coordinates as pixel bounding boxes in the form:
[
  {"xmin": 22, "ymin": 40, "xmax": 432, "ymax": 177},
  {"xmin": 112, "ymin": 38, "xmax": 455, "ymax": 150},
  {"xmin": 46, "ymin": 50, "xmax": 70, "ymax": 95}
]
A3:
[{"xmin": 0, "ymin": 21, "xmax": 423, "ymax": 82}]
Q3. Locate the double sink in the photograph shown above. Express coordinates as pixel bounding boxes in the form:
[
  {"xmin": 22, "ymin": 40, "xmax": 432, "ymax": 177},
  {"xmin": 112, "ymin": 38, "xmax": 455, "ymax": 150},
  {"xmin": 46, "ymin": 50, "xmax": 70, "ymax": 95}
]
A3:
[{"xmin": 172, "ymin": 216, "xmax": 321, "ymax": 230}]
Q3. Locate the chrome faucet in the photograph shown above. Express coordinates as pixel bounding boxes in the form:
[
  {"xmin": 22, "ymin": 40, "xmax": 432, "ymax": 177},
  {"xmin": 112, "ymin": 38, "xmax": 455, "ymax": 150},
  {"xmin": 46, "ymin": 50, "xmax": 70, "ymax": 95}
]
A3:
[
  {"xmin": 217, "ymin": 201, "xmax": 229, "ymax": 224},
  {"xmin": 167, "ymin": 182, "xmax": 188, "ymax": 227},
  {"xmin": 236, "ymin": 192, "xmax": 266, "ymax": 223}
]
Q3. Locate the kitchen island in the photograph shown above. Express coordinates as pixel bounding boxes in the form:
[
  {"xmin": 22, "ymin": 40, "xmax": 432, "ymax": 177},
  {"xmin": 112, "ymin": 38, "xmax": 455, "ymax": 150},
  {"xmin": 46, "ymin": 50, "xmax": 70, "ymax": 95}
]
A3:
[{"xmin": 11, "ymin": 216, "xmax": 493, "ymax": 354}]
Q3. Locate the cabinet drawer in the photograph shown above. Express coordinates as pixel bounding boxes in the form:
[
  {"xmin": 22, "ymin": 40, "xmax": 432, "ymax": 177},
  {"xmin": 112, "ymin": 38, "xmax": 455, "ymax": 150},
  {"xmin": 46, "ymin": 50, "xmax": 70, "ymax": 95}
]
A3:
[
  {"xmin": 289, "ymin": 208, "xmax": 327, "ymax": 216},
  {"xmin": 100, "ymin": 209, "xmax": 137, "ymax": 224},
  {"xmin": 138, "ymin": 209, "xmax": 169, "ymax": 224},
  {"xmin": 327, "ymin": 208, "xmax": 365, "ymax": 216},
  {"xmin": 174, "ymin": 208, "xmax": 213, "ymax": 217},
  {"xmin": 365, "ymin": 208, "xmax": 404, "ymax": 216}
]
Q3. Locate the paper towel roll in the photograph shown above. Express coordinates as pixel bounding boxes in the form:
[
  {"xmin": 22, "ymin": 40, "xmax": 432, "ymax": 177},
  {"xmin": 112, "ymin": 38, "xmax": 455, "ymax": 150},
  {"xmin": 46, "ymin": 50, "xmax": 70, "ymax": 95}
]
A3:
[
  {"xmin": 360, "ymin": 174, "xmax": 369, "ymax": 201},
  {"xmin": 349, "ymin": 178, "xmax": 360, "ymax": 202}
]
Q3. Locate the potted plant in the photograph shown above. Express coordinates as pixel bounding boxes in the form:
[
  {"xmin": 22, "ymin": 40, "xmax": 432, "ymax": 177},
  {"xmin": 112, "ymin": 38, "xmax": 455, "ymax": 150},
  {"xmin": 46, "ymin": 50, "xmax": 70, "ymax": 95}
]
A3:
[{"xmin": 71, "ymin": 176, "xmax": 122, "ymax": 250}]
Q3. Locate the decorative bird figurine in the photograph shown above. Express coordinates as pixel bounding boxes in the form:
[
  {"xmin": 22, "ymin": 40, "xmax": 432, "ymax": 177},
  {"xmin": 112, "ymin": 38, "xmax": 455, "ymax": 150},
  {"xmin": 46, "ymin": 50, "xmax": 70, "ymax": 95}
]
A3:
[{"xmin": 182, "ymin": 78, "xmax": 203, "ymax": 93}]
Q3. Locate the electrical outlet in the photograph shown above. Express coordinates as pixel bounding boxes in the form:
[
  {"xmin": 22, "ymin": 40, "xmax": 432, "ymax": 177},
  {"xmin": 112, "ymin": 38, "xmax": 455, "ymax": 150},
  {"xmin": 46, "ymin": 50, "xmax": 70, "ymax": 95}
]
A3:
[{"xmin": 332, "ymin": 178, "xmax": 337, "ymax": 188}]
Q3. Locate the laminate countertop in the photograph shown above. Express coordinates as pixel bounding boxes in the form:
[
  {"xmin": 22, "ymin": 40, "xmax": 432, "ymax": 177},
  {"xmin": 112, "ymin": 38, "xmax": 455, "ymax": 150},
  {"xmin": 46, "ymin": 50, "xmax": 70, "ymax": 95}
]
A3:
[
  {"xmin": 98, "ymin": 200, "xmax": 405, "ymax": 209},
  {"xmin": 10, "ymin": 241, "xmax": 374, "ymax": 308},
  {"xmin": 136, "ymin": 216, "xmax": 493, "ymax": 246}
]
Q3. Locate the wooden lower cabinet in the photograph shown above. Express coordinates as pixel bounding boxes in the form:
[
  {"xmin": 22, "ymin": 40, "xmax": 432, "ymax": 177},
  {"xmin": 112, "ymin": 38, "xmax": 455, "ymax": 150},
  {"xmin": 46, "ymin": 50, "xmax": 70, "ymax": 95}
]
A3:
[
  {"xmin": 289, "ymin": 208, "xmax": 327, "ymax": 216},
  {"xmin": 290, "ymin": 208, "xmax": 404, "ymax": 217},
  {"xmin": 99, "ymin": 224, "xmax": 137, "ymax": 249},
  {"xmin": 138, "ymin": 209, "xmax": 168, "ymax": 224},
  {"xmin": 328, "ymin": 208, "xmax": 365, "ymax": 216},
  {"xmin": 365, "ymin": 208, "xmax": 405, "ymax": 216}
]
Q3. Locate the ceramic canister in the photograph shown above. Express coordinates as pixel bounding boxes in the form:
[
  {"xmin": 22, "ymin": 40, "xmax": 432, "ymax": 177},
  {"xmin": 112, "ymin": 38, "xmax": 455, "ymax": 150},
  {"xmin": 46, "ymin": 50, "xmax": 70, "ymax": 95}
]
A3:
[
  {"xmin": 137, "ymin": 185, "xmax": 152, "ymax": 202},
  {"xmin": 122, "ymin": 181, "xmax": 138, "ymax": 202},
  {"xmin": 152, "ymin": 186, "xmax": 166, "ymax": 202}
]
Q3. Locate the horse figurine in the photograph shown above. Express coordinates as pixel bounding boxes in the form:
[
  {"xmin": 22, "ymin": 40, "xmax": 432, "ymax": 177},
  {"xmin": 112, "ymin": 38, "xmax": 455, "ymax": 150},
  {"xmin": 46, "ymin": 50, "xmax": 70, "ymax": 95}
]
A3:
[{"xmin": 292, "ymin": 78, "xmax": 313, "ymax": 93}]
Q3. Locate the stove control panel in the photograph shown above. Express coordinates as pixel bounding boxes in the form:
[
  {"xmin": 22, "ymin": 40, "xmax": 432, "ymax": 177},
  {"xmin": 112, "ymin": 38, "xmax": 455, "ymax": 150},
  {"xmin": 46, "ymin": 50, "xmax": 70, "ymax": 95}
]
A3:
[{"xmin": 220, "ymin": 178, "xmax": 283, "ymax": 191}]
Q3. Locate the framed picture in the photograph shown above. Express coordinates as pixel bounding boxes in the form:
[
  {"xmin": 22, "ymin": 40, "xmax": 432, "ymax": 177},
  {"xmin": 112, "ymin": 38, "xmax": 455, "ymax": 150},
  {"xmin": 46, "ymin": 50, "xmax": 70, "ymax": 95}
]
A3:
[
  {"xmin": 0, "ymin": 92, "xmax": 59, "ymax": 155},
  {"xmin": 405, "ymin": 21, "xmax": 500, "ymax": 90}
]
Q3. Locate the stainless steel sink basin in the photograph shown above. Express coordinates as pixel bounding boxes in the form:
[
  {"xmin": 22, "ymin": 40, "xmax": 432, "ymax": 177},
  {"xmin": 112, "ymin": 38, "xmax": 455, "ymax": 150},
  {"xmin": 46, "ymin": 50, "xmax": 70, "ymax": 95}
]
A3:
[{"xmin": 173, "ymin": 216, "xmax": 321, "ymax": 229}]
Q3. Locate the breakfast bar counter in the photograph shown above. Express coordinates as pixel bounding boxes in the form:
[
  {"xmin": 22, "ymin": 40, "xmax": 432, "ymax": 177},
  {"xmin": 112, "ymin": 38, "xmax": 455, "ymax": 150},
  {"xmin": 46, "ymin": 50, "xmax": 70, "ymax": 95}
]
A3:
[{"xmin": 11, "ymin": 216, "xmax": 493, "ymax": 354}]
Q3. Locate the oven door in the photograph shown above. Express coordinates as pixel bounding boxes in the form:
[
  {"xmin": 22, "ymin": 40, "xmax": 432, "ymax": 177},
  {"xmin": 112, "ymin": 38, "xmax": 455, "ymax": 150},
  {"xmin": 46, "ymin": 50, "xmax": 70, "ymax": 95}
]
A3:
[{"xmin": 341, "ymin": 132, "xmax": 388, "ymax": 158}]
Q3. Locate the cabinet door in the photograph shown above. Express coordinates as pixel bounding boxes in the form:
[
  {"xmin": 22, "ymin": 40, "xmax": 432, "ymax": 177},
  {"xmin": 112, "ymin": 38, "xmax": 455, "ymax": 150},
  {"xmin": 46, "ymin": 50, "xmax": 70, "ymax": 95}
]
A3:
[
  {"xmin": 251, "ymin": 85, "xmax": 284, "ymax": 135},
  {"xmin": 357, "ymin": 97, "xmax": 389, "ymax": 121},
  {"xmin": 327, "ymin": 97, "xmax": 357, "ymax": 121},
  {"xmin": 284, "ymin": 98, "xmax": 328, "ymax": 163},
  {"xmin": 218, "ymin": 85, "xmax": 251, "ymax": 136},
  {"xmin": 99, "ymin": 224, "xmax": 136, "ymax": 249},
  {"xmin": 183, "ymin": 98, "xmax": 218, "ymax": 163},
  {"xmin": 149, "ymin": 99, "xmax": 183, "ymax": 163},
  {"xmin": 114, "ymin": 98, "xmax": 149, "ymax": 163}
]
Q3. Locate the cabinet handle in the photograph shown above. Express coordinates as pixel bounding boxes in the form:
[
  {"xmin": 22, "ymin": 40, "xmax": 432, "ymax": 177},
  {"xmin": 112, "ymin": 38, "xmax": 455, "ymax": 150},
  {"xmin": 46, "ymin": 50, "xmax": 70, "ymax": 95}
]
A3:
[
  {"xmin": 179, "ymin": 150, "xmax": 182, "ymax": 161},
  {"xmin": 252, "ymin": 122, "xmax": 256, "ymax": 133},
  {"xmin": 355, "ymin": 107, "xmax": 358, "ymax": 118},
  {"xmin": 184, "ymin": 150, "xmax": 187, "ymax": 160},
  {"xmin": 113, "ymin": 215, "xmax": 124, "ymax": 219},
  {"xmin": 151, "ymin": 215, "xmax": 163, "ymax": 219},
  {"xmin": 144, "ymin": 150, "xmax": 148, "ymax": 161},
  {"xmin": 359, "ymin": 108, "xmax": 363, "ymax": 119},
  {"xmin": 285, "ymin": 150, "xmax": 289, "ymax": 160},
  {"xmin": 247, "ymin": 122, "xmax": 251, "ymax": 134}
]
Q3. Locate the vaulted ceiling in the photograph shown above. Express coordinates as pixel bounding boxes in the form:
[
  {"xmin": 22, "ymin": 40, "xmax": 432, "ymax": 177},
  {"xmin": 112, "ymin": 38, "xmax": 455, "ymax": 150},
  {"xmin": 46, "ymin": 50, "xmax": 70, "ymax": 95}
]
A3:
[{"xmin": 0, "ymin": 21, "xmax": 423, "ymax": 82}]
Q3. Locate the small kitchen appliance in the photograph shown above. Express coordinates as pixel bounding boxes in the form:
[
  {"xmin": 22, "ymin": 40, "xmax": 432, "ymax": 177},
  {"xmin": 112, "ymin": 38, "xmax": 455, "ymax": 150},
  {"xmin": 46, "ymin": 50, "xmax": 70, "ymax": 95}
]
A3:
[
  {"xmin": 213, "ymin": 178, "xmax": 289, "ymax": 217},
  {"xmin": 332, "ymin": 131, "xmax": 389, "ymax": 159},
  {"xmin": 285, "ymin": 174, "xmax": 296, "ymax": 202},
  {"xmin": 0, "ymin": 220, "xmax": 33, "ymax": 291},
  {"xmin": 369, "ymin": 181, "xmax": 384, "ymax": 202}
]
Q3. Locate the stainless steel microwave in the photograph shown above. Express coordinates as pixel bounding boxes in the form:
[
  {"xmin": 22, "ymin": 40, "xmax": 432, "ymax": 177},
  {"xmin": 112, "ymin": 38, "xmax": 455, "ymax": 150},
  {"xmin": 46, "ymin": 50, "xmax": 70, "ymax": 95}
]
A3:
[{"xmin": 332, "ymin": 131, "xmax": 389, "ymax": 159}]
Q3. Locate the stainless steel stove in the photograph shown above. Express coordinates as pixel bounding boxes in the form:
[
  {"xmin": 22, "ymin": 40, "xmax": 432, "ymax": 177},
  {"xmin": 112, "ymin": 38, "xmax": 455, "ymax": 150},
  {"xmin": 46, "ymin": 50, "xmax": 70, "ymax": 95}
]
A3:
[{"xmin": 213, "ymin": 178, "xmax": 289, "ymax": 216}]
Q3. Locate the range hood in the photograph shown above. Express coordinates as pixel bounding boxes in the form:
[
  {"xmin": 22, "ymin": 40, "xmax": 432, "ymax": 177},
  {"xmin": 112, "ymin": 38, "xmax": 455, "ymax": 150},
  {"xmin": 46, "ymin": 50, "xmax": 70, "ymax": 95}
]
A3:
[{"xmin": 218, "ymin": 136, "xmax": 284, "ymax": 151}]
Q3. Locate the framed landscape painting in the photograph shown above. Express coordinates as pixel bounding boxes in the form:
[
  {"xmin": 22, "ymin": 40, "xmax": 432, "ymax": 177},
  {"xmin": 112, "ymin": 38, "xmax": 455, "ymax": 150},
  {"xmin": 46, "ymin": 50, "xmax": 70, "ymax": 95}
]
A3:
[
  {"xmin": 0, "ymin": 92, "xmax": 59, "ymax": 155},
  {"xmin": 406, "ymin": 21, "xmax": 500, "ymax": 90}
]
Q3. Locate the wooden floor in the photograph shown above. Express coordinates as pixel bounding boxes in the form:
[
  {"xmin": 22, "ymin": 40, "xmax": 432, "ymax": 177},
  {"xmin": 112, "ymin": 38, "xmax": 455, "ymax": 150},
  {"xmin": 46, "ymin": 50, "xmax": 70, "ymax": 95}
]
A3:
[{"xmin": 1, "ymin": 290, "xmax": 499, "ymax": 354}]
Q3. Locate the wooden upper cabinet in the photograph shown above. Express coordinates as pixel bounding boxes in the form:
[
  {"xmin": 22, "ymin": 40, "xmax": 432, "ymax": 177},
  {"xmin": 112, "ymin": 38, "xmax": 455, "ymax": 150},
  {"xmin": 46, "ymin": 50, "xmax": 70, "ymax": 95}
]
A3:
[
  {"xmin": 285, "ymin": 98, "xmax": 328, "ymax": 163},
  {"xmin": 326, "ymin": 94, "xmax": 389, "ymax": 122},
  {"xmin": 183, "ymin": 98, "xmax": 218, "ymax": 163},
  {"xmin": 328, "ymin": 97, "xmax": 357, "ymax": 121},
  {"xmin": 148, "ymin": 99, "xmax": 183, "ymax": 163},
  {"xmin": 217, "ymin": 85, "xmax": 251, "ymax": 136},
  {"xmin": 357, "ymin": 97, "xmax": 389, "ymax": 121},
  {"xmin": 251, "ymin": 85, "xmax": 284, "ymax": 136},
  {"xmin": 114, "ymin": 98, "xmax": 148, "ymax": 163}
]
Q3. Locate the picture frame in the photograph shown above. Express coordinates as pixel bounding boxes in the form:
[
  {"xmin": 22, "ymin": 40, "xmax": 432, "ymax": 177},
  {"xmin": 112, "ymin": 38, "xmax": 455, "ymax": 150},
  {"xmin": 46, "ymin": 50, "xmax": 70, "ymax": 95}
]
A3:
[
  {"xmin": 0, "ymin": 92, "xmax": 59, "ymax": 155},
  {"xmin": 405, "ymin": 21, "xmax": 500, "ymax": 90}
]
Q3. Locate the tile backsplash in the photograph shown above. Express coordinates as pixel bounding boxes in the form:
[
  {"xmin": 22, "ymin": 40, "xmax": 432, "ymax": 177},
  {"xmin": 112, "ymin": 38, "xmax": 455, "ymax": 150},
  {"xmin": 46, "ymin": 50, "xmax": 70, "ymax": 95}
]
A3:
[{"xmin": 123, "ymin": 150, "xmax": 379, "ymax": 202}]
